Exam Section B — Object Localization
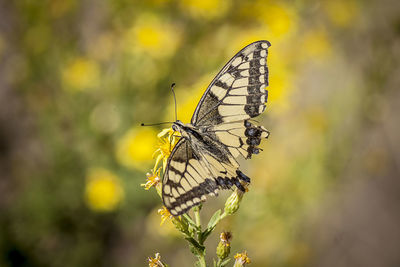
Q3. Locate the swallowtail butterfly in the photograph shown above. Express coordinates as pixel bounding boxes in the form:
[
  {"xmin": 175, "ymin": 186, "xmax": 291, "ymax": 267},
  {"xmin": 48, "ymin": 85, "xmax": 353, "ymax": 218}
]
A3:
[{"xmin": 163, "ymin": 40, "xmax": 271, "ymax": 216}]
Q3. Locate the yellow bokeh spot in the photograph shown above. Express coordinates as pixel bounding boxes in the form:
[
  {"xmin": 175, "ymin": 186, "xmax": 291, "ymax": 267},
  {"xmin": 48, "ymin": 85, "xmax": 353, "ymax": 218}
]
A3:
[
  {"xmin": 263, "ymin": 3, "xmax": 297, "ymax": 39},
  {"xmin": 85, "ymin": 168, "xmax": 124, "ymax": 212},
  {"xmin": 137, "ymin": 26, "xmax": 162, "ymax": 48},
  {"xmin": 116, "ymin": 127, "xmax": 157, "ymax": 170},
  {"xmin": 125, "ymin": 14, "xmax": 181, "ymax": 59},
  {"xmin": 62, "ymin": 57, "xmax": 99, "ymax": 91},
  {"xmin": 323, "ymin": 0, "xmax": 359, "ymax": 28},
  {"xmin": 180, "ymin": 0, "xmax": 230, "ymax": 19}
]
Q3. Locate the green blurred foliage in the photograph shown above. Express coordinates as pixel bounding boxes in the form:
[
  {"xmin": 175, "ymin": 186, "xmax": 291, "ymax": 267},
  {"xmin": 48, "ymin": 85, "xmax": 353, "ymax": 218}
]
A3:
[{"xmin": 0, "ymin": 0, "xmax": 399, "ymax": 266}]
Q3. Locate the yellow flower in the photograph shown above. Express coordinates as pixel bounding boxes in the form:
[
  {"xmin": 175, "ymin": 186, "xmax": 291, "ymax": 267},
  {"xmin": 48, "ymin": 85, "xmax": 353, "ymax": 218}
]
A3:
[
  {"xmin": 148, "ymin": 253, "xmax": 165, "ymax": 267},
  {"xmin": 153, "ymin": 128, "xmax": 181, "ymax": 172},
  {"xmin": 62, "ymin": 57, "xmax": 99, "ymax": 91},
  {"xmin": 125, "ymin": 14, "xmax": 181, "ymax": 59},
  {"xmin": 179, "ymin": 0, "xmax": 230, "ymax": 20},
  {"xmin": 239, "ymin": 1, "xmax": 298, "ymax": 40},
  {"xmin": 234, "ymin": 251, "xmax": 251, "ymax": 266},
  {"xmin": 116, "ymin": 127, "xmax": 158, "ymax": 170},
  {"xmin": 85, "ymin": 167, "xmax": 124, "ymax": 212},
  {"xmin": 141, "ymin": 169, "xmax": 161, "ymax": 191},
  {"xmin": 262, "ymin": 3, "xmax": 297, "ymax": 39},
  {"xmin": 158, "ymin": 206, "xmax": 173, "ymax": 225}
]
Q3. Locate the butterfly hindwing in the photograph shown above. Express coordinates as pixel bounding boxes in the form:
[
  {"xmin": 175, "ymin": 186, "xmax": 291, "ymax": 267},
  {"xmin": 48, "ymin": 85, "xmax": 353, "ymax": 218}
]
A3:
[
  {"xmin": 162, "ymin": 138, "xmax": 219, "ymax": 216},
  {"xmin": 207, "ymin": 120, "xmax": 270, "ymax": 160},
  {"xmin": 191, "ymin": 40, "xmax": 270, "ymax": 126}
]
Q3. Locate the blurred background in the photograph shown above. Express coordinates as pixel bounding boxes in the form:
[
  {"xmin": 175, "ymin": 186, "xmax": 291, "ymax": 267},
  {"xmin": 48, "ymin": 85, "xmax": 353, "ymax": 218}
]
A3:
[{"xmin": 1, "ymin": 0, "xmax": 399, "ymax": 266}]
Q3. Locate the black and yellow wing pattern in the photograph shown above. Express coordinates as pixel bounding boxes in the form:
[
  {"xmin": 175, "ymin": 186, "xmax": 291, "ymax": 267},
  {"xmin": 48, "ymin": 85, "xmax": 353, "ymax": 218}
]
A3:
[{"xmin": 163, "ymin": 40, "xmax": 271, "ymax": 216}]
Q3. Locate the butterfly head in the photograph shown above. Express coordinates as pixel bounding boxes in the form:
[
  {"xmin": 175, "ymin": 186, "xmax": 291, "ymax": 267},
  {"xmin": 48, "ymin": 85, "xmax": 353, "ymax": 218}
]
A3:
[{"xmin": 172, "ymin": 120, "xmax": 184, "ymax": 132}]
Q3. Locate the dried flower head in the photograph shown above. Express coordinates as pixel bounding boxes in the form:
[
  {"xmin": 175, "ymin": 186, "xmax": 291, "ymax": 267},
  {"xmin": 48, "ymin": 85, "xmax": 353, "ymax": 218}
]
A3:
[
  {"xmin": 216, "ymin": 231, "xmax": 232, "ymax": 260},
  {"xmin": 148, "ymin": 252, "xmax": 165, "ymax": 267},
  {"xmin": 220, "ymin": 231, "xmax": 232, "ymax": 247},
  {"xmin": 141, "ymin": 169, "xmax": 161, "ymax": 190}
]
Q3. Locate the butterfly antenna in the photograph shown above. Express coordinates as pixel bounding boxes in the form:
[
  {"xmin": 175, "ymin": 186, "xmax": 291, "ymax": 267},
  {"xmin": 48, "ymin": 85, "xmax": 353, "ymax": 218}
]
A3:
[
  {"xmin": 171, "ymin": 83, "xmax": 178, "ymax": 121},
  {"xmin": 141, "ymin": 122, "xmax": 174, "ymax": 126}
]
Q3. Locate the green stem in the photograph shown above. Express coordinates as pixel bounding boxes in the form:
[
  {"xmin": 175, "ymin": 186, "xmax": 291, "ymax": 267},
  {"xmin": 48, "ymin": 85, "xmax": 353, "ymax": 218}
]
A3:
[
  {"xmin": 194, "ymin": 209, "xmax": 201, "ymax": 229},
  {"xmin": 196, "ymin": 254, "xmax": 207, "ymax": 267}
]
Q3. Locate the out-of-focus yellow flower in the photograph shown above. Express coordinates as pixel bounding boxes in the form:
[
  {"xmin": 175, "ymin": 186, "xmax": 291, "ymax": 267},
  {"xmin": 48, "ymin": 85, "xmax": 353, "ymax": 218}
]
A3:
[
  {"xmin": 158, "ymin": 206, "xmax": 173, "ymax": 225},
  {"xmin": 62, "ymin": 57, "xmax": 99, "ymax": 91},
  {"xmin": 261, "ymin": 3, "xmax": 297, "ymax": 39},
  {"xmin": 116, "ymin": 127, "xmax": 158, "ymax": 170},
  {"xmin": 179, "ymin": 0, "xmax": 230, "ymax": 20},
  {"xmin": 141, "ymin": 169, "xmax": 161, "ymax": 191},
  {"xmin": 234, "ymin": 251, "xmax": 251, "ymax": 266},
  {"xmin": 85, "ymin": 167, "xmax": 124, "ymax": 212},
  {"xmin": 301, "ymin": 30, "xmax": 332, "ymax": 60},
  {"xmin": 239, "ymin": 1, "xmax": 297, "ymax": 40},
  {"xmin": 323, "ymin": 0, "xmax": 360, "ymax": 28},
  {"xmin": 153, "ymin": 128, "xmax": 181, "ymax": 172},
  {"xmin": 125, "ymin": 14, "xmax": 181, "ymax": 59},
  {"xmin": 148, "ymin": 253, "xmax": 165, "ymax": 267}
]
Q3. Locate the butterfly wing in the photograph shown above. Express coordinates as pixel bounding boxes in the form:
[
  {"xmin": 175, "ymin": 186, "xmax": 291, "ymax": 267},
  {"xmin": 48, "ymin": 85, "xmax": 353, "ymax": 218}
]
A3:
[
  {"xmin": 162, "ymin": 138, "xmax": 219, "ymax": 216},
  {"xmin": 191, "ymin": 40, "xmax": 271, "ymax": 126},
  {"xmin": 162, "ymin": 40, "xmax": 271, "ymax": 216}
]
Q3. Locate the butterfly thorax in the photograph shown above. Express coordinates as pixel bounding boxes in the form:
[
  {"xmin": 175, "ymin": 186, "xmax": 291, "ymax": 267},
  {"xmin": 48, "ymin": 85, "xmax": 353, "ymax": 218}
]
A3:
[
  {"xmin": 172, "ymin": 120, "xmax": 230, "ymax": 162},
  {"xmin": 172, "ymin": 121, "xmax": 205, "ymax": 139}
]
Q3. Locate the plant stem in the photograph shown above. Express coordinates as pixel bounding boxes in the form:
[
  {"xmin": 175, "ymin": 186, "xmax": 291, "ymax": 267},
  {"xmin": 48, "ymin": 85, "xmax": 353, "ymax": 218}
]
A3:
[
  {"xmin": 194, "ymin": 208, "xmax": 201, "ymax": 229},
  {"xmin": 196, "ymin": 254, "xmax": 207, "ymax": 267}
]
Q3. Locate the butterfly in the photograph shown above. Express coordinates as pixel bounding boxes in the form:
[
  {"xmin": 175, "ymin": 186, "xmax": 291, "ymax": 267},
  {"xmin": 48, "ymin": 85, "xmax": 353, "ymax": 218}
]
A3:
[{"xmin": 163, "ymin": 40, "xmax": 271, "ymax": 216}]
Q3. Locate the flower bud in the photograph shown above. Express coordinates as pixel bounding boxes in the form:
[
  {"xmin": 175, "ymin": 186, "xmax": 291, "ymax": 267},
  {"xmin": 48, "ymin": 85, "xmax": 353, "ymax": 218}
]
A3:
[
  {"xmin": 224, "ymin": 188, "xmax": 244, "ymax": 215},
  {"xmin": 216, "ymin": 231, "xmax": 232, "ymax": 260}
]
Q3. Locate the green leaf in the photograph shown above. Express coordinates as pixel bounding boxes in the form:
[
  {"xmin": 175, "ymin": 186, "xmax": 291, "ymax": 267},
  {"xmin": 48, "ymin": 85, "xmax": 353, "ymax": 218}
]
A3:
[
  {"xmin": 199, "ymin": 209, "xmax": 222, "ymax": 243},
  {"xmin": 183, "ymin": 213, "xmax": 198, "ymax": 228},
  {"xmin": 220, "ymin": 258, "xmax": 231, "ymax": 266},
  {"xmin": 207, "ymin": 209, "xmax": 221, "ymax": 229}
]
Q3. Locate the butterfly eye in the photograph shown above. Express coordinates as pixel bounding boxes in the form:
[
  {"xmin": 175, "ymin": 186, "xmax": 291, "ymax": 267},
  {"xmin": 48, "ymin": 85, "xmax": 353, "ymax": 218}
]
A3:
[{"xmin": 172, "ymin": 124, "xmax": 178, "ymax": 131}]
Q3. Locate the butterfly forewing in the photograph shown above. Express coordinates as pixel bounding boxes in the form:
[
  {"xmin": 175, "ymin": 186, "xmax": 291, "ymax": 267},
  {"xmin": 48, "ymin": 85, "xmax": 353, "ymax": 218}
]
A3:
[{"xmin": 191, "ymin": 40, "xmax": 270, "ymax": 126}]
